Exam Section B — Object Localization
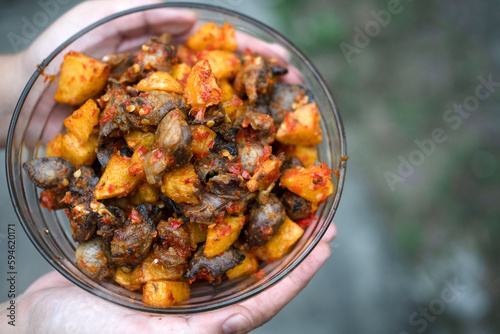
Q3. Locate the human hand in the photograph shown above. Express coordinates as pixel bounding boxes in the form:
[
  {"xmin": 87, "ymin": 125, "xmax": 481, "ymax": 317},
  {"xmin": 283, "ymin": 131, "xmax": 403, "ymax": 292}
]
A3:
[
  {"xmin": 1, "ymin": 1, "xmax": 337, "ymax": 332},
  {"xmin": 0, "ymin": 0, "xmax": 196, "ymax": 146},
  {"xmin": 1, "ymin": 224, "xmax": 335, "ymax": 334}
]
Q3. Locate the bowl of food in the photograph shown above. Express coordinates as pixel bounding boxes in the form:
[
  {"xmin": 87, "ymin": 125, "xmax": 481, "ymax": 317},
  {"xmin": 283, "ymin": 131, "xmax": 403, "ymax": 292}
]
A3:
[{"xmin": 6, "ymin": 3, "xmax": 347, "ymax": 313}]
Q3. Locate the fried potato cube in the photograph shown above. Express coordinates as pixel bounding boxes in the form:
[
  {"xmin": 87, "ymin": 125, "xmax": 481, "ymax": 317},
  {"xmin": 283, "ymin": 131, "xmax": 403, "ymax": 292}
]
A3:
[
  {"xmin": 220, "ymin": 79, "xmax": 243, "ymax": 122},
  {"xmin": 54, "ymin": 51, "xmax": 111, "ymax": 105},
  {"xmin": 247, "ymin": 154, "xmax": 285, "ymax": 192},
  {"xmin": 220, "ymin": 79, "xmax": 236, "ymax": 101},
  {"xmin": 186, "ymin": 222, "xmax": 207, "ymax": 249},
  {"xmin": 184, "ymin": 60, "xmax": 223, "ymax": 119},
  {"xmin": 191, "ymin": 125, "xmax": 216, "ymax": 158},
  {"xmin": 175, "ymin": 45, "xmax": 199, "ymax": 66},
  {"xmin": 276, "ymin": 103, "xmax": 322, "ymax": 146},
  {"xmin": 186, "ymin": 22, "xmax": 237, "ymax": 52},
  {"xmin": 114, "ymin": 268, "xmax": 142, "ymax": 291},
  {"xmin": 46, "ymin": 133, "xmax": 64, "ymax": 157},
  {"xmin": 128, "ymin": 148, "xmax": 147, "ymax": 180},
  {"xmin": 255, "ymin": 217, "xmax": 304, "ymax": 261},
  {"xmin": 226, "ymin": 251, "xmax": 259, "ymax": 279},
  {"xmin": 280, "ymin": 163, "xmax": 334, "ymax": 207},
  {"xmin": 161, "ymin": 163, "xmax": 201, "ymax": 204},
  {"xmin": 284, "ymin": 145, "xmax": 317, "ymax": 167},
  {"xmin": 130, "ymin": 182, "xmax": 160, "ymax": 205},
  {"xmin": 130, "ymin": 254, "xmax": 185, "ymax": 285},
  {"xmin": 171, "ymin": 63, "xmax": 191, "ymax": 83},
  {"xmin": 134, "ymin": 71, "xmax": 183, "ymax": 94},
  {"xmin": 63, "ymin": 99, "xmax": 100, "ymax": 141},
  {"xmin": 124, "ymin": 131, "xmax": 155, "ymax": 150},
  {"xmin": 94, "ymin": 152, "xmax": 142, "ymax": 200},
  {"xmin": 204, "ymin": 215, "xmax": 245, "ymax": 258},
  {"xmin": 221, "ymin": 97, "xmax": 244, "ymax": 123},
  {"xmin": 199, "ymin": 50, "xmax": 241, "ymax": 80},
  {"xmin": 143, "ymin": 280, "xmax": 190, "ymax": 308},
  {"xmin": 60, "ymin": 131, "xmax": 98, "ymax": 166}
]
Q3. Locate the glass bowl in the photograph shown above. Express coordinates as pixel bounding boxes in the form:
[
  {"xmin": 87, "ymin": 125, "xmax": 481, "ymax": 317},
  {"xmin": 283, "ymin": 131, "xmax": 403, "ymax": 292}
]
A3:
[{"xmin": 6, "ymin": 3, "xmax": 347, "ymax": 314}]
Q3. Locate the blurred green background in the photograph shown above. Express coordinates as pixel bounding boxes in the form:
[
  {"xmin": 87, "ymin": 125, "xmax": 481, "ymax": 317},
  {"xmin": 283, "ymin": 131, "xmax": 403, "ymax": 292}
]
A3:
[{"xmin": 0, "ymin": 0, "xmax": 499, "ymax": 333}]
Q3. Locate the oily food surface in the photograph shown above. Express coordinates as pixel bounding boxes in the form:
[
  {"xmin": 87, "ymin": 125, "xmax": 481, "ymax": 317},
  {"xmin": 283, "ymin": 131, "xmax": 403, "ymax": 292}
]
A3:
[{"xmin": 23, "ymin": 22, "xmax": 335, "ymax": 308}]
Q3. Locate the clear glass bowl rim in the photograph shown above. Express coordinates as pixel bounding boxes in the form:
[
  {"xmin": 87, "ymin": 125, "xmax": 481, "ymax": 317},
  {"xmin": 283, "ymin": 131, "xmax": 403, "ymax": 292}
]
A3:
[{"xmin": 6, "ymin": 2, "xmax": 348, "ymax": 314}]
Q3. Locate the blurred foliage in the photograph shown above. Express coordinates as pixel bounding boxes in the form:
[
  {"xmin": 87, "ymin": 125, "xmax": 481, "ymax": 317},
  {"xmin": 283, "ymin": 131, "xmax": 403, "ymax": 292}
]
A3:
[{"xmin": 272, "ymin": 0, "xmax": 500, "ymax": 331}]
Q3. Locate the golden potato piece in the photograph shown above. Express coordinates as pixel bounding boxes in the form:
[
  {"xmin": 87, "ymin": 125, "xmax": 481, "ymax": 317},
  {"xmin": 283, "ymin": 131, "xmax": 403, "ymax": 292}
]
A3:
[
  {"xmin": 45, "ymin": 133, "xmax": 64, "ymax": 157},
  {"xmin": 280, "ymin": 163, "xmax": 334, "ymax": 207},
  {"xmin": 63, "ymin": 99, "xmax": 100, "ymax": 142},
  {"xmin": 184, "ymin": 60, "xmax": 223, "ymax": 120},
  {"xmin": 171, "ymin": 63, "xmax": 191, "ymax": 83},
  {"xmin": 175, "ymin": 45, "xmax": 199, "ymax": 66},
  {"xmin": 276, "ymin": 103, "xmax": 322, "ymax": 146},
  {"xmin": 226, "ymin": 251, "xmax": 259, "ymax": 279},
  {"xmin": 161, "ymin": 163, "xmax": 201, "ymax": 204},
  {"xmin": 143, "ymin": 280, "xmax": 190, "ymax": 308},
  {"xmin": 220, "ymin": 79, "xmax": 236, "ymax": 101},
  {"xmin": 130, "ymin": 254, "xmax": 185, "ymax": 285},
  {"xmin": 130, "ymin": 182, "xmax": 160, "ymax": 205},
  {"xmin": 204, "ymin": 215, "xmax": 245, "ymax": 258},
  {"xmin": 60, "ymin": 131, "xmax": 98, "ymax": 166},
  {"xmin": 186, "ymin": 22, "xmax": 237, "ymax": 51},
  {"xmin": 124, "ymin": 131, "xmax": 155, "ymax": 150},
  {"xmin": 191, "ymin": 125, "xmax": 216, "ymax": 158},
  {"xmin": 282, "ymin": 145, "xmax": 318, "ymax": 168},
  {"xmin": 134, "ymin": 71, "xmax": 183, "ymax": 94},
  {"xmin": 186, "ymin": 222, "xmax": 208, "ymax": 249},
  {"xmin": 199, "ymin": 50, "xmax": 241, "ymax": 80},
  {"xmin": 293, "ymin": 145, "xmax": 317, "ymax": 167},
  {"xmin": 54, "ymin": 51, "xmax": 111, "ymax": 105},
  {"xmin": 246, "ymin": 153, "xmax": 284, "ymax": 192},
  {"xmin": 221, "ymin": 97, "xmax": 244, "ymax": 123},
  {"xmin": 94, "ymin": 152, "xmax": 142, "ymax": 200},
  {"xmin": 114, "ymin": 268, "xmax": 141, "ymax": 291},
  {"xmin": 255, "ymin": 217, "xmax": 304, "ymax": 261}
]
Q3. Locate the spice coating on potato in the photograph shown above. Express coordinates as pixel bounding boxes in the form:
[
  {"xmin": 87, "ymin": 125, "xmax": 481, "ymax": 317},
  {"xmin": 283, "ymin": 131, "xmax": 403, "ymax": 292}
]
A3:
[
  {"xmin": 134, "ymin": 71, "xmax": 183, "ymax": 94},
  {"xmin": 186, "ymin": 22, "xmax": 237, "ymax": 52},
  {"xmin": 184, "ymin": 59, "xmax": 223, "ymax": 120},
  {"xmin": 55, "ymin": 51, "xmax": 111, "ymax": 105},
  {"xmin": 255, "ymin": 216, "xmax": 304, "ymax": 261},
  {"xmin": 205, "ymin": 215, "xmax": 246, "ymax": 258},
  {"xmin": 226, "ymin": 250, "xmax": 259, "ymax": 279},
  {"xmin": 191, "ymin": 125, "xmax": 217, "ymax": 158},
  {"xmin": 60, "ymin": 131, "xmax": 98, "ymax": 166},
  {"xmin": 280, "ymin": 163, "xmax": 334, "ymax": 208},
  {"xmin": 142, "ymin": 280, "xmax": 190, "ymax": 308},
  {"xmin": 275, "ymin": 103, "xmax": 322, "ymax": 146},
  {"xmin": 161, "ymin": 163, "xmax": 201, "ymax": 204},
  {"xmin": 94, "ymin": 152, "xmax": 141, "ymax": 200},
  {"xmin": 63, "ymin": 99, "xmax": 100, "ymax": 142}
]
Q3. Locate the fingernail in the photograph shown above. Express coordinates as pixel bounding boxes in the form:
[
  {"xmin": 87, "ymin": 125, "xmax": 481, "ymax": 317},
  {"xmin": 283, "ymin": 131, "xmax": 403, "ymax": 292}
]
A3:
[{"xmin": 222, "ymin": 314, "xmax": 251, "ymax": 334}]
